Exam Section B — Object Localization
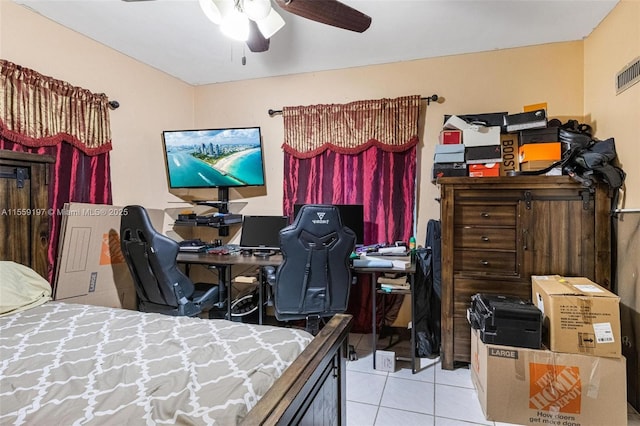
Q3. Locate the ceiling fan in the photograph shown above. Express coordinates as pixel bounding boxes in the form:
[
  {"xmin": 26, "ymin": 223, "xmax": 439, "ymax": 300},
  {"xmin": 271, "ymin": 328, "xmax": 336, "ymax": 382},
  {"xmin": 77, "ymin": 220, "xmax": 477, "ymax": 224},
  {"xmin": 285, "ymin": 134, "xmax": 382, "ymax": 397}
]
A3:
[{"xmin": 122, "ymin": 0, "xmax": 372, "ymax": 53}]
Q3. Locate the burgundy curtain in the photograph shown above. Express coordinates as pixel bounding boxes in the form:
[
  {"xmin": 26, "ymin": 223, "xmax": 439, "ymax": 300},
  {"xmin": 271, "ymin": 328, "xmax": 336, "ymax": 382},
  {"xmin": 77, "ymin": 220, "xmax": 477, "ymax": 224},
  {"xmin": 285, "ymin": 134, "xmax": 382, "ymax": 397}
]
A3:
[
  {"xmin": 281, "ymin": 95, "xmax": 421, "ymax": 333},
  {"xmin": 1, "ymin": 60, "xmax": 113, "ymax": 282}
]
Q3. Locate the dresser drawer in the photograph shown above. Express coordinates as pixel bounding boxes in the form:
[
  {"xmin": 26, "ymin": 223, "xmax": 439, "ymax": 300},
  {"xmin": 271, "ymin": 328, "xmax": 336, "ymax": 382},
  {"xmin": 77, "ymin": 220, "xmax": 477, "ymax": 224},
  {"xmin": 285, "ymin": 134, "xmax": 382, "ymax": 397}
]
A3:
[
  {"xmin": 454, "ymin": 227, "xmax": 516, "ymax": 250},
  {"xmin": 454, "ymin": 249, "xmax": 517, "ymax": 274},
  {"xmin": 453, "ymin": 277, "xmax": 531, "ymax": 315},
  {"xmin": 454, "ymin": 204, "xmax": 517, "ymax": 226}
]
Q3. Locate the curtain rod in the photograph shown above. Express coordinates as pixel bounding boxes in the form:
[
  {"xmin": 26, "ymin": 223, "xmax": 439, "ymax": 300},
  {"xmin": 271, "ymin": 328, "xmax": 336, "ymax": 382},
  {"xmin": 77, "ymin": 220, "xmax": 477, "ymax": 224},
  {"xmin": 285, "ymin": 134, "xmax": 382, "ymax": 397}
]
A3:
[{"xmin": 267, "ymin": 94, "xmax": 439, "ymax": 117}]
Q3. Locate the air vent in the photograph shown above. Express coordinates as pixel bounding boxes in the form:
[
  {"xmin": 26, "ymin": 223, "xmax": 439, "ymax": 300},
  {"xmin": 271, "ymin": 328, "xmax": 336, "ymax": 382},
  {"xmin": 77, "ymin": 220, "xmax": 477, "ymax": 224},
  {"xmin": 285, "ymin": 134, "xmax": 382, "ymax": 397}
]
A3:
[{"xmin": 616, "ymin": 57, "xmax": 640, "ymax": 95}]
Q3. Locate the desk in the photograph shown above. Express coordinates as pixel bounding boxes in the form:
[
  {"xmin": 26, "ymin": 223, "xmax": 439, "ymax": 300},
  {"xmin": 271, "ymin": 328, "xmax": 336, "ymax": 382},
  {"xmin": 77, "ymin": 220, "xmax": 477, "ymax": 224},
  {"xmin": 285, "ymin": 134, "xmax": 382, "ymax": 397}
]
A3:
[
  {"xmin": 354, "ymin": 263, "xmax": 418, "ymax": 374},
  {"xmin": 177, "ymin": 252, "xmax": 282, "ymax": 324}
]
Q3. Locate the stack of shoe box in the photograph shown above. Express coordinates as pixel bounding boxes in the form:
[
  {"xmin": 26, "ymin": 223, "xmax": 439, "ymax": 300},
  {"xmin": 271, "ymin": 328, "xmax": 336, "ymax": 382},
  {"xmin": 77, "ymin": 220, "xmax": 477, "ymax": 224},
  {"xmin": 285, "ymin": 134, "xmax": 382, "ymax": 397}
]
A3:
[
  {"xmin": 432, "ymin": 120, "xmax": 466, "ymax": 181},
  {"xmin": 503, "ymin": 107, "xmax": 564, "ymax": 175},
  {"xmin": 434, "ymin": 114, "xmax": 504, "ymax": 179}
]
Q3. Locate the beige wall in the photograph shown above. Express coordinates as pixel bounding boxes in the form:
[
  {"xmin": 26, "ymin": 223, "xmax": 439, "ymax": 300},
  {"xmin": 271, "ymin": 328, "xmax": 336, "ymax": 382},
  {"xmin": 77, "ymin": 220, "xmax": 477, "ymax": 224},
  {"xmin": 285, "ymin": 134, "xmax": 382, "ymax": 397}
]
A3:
[
  {"xmin": 1, "ymin": 0, "xmax": 636, "ymax": 246},
  {"xmin": 194, "ymin": 42, "xmax": 586, "ymax": 243},
  {"xmin": 584, "ymin": 0, "xmax": 640, "ymax": 209}
]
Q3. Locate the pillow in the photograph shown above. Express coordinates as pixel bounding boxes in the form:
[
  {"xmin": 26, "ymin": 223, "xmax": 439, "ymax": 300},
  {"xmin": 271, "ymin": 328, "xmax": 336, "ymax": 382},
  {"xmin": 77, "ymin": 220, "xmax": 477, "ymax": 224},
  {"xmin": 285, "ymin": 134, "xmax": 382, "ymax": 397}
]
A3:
[{"xmin": 0, "ymin": 261, "xmax": 52, "ymax": 317}]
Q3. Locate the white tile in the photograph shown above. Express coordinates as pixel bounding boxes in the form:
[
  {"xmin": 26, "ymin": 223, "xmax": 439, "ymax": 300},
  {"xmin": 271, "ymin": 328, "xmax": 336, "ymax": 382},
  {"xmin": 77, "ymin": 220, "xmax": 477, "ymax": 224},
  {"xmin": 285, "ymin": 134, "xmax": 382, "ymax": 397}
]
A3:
[
  {"xmin": 347, "ymin": 351, "xmax": 389, "ymax": 376},
  {"xmin": 434, "ymin": 384, "xmax": 492, "ymax": 425},
  {"xmin": 380, "ymin": 376, "xmax": 435, "ymax": 415},
  {"xmin": 434, "ymin": 365, "xmax": 474, "ymax": 389},
  {"xmin": 347, "ymin": 370, "xmax": 387, "ymax": 405},
  {"xmin": 375, "ymin": 406, "xmax": 434, "ymax": 426},
  {"xmin": 347, "ymin": 401, "xmax": 378, "ymax": 426}
]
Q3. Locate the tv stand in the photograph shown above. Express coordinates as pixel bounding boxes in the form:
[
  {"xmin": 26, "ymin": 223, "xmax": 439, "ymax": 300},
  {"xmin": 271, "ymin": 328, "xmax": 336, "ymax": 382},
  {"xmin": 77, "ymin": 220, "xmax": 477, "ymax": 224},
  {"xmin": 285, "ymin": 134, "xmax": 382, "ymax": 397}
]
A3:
[{"xmin": 187, "ymin": 187, "xmax": 237, "ymax": 236}]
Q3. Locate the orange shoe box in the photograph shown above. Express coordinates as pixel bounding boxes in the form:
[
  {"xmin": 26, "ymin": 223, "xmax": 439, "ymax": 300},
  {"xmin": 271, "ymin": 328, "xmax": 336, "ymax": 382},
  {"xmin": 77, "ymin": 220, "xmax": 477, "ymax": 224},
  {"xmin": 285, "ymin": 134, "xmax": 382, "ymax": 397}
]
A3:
[
  {"xmin": 469, "ymin": 163, "xmax": 500, "ymax": 177},
  {"xmin": 518, "ymin": 142, "xmax": 561, "ymax": 163}
]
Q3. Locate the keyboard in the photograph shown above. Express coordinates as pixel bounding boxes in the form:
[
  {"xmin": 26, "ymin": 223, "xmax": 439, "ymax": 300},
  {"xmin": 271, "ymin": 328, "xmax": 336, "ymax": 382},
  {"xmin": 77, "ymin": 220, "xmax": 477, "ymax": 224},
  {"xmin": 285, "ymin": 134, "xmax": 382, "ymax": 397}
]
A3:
[{"xmin": 178, "ymin": 239, "xmax": 207, "ymax": 252}]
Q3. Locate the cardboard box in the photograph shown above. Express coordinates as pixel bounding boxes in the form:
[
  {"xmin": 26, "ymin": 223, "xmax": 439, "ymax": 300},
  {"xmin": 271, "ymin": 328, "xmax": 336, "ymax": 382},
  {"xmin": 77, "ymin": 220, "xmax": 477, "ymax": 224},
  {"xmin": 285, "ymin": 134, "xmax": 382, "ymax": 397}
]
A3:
[
  {"xmin": 468, "ymin": 163, "xmax": 500, "ymax": 177},
  {"xmin": 439, "ymin": 130, "xmax": 462, "ymax": 144},
  {"xmin": 471, "ymin": 329, "xmax": 627, "ymax": 426},
  {"xmin": 444, "ymin": 112, "xmax": 508, "ymax": 128},
  {"xmin": 434, "ymin": 143, "xmax": 465, "ymax": 163},
  {"xmin": 463, "ymin": 126, "xmax": 501, "ymax": 147},
  {"xmin": 432, "ymin": 162, "xmax": 467, "ymax": 181},
  {"xmin": 520, "ymin": 127, "xmax": 559, "ymax": 144},
  {"xmin": 53, "ymin": 203, "xmax": 165, "ymax": 310},
  {"xmin": 466, "ymin": 145, "xmax": 502, "ymax": 164},
  {"xmin": 520, "ymin": 160, "xmax": 557, "ymax": 171},
  {"xmin": 519, "ymin": 142, "xmax": 561, "ymax": 163},
  {"xmin": 500, "ymin": 133, "xmax": 520, "ymax": 176},
  {"xmin": 532, "ymin": 275, "xmax": 622, "ymax": 358}
]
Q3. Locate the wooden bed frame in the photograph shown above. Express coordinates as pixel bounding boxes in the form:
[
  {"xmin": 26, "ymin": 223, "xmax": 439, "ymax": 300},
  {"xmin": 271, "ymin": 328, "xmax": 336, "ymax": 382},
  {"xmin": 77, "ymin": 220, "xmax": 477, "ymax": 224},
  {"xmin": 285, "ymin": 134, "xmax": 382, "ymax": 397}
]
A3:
[{"xmin": 242, "ymin": 314, "xmax": 353, "ymax": 425}]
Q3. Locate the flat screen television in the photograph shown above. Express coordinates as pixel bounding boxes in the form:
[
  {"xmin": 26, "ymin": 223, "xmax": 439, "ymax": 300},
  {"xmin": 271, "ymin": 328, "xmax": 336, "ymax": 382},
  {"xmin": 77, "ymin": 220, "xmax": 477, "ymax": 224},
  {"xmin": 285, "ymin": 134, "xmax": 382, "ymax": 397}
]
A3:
[
  {"xmin": 293, "ymin": 204, "xmax": 365, "ymax": 245},
  {"xmin": 162, "ymin": 127, "xmax": 265, "ymax": 189}
]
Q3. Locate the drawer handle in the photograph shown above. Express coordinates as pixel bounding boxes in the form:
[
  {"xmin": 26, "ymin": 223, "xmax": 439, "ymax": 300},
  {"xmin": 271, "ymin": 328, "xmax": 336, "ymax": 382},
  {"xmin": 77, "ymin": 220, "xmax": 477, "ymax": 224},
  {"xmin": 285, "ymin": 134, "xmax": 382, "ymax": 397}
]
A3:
[
  {"xmin": 480, "ymin": 212, "xmax": 490, "ymax": 218},
  {"xmin": 480, "ymin": 260, "xmax": 489, "ymax": 266},
  {"xmin": 481, "ymin": 236, "xmax": 490, "ymax": 242}
]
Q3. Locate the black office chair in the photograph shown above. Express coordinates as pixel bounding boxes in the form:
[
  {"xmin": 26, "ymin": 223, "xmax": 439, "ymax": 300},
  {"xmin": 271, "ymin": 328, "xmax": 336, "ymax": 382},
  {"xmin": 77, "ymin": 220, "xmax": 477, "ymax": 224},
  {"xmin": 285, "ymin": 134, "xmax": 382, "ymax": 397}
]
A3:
[
  {"xmin": 120, "ymin": 205, "xmax": 222, "ymax": 317},
  {"xmin": 273, "ymin": 204, "xmax": 356, "ymax": 334}
]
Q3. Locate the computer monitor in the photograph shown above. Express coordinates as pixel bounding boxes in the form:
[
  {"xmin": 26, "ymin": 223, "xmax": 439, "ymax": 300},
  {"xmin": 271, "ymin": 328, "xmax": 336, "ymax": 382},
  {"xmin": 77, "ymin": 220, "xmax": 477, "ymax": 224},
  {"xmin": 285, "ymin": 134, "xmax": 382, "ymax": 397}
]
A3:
[
  {"xmin": 292, "ymin": 204, "xmax": 365, "ymax": 245},
  {"xmin": 239, "ymin": 215, "xmax": 289, "ymax": 256}
]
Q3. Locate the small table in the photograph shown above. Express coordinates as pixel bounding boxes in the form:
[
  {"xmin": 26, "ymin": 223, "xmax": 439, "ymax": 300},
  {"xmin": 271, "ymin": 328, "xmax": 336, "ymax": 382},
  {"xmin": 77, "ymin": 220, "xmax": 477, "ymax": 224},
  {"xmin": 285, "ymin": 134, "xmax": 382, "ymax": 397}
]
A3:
[
  {"xmin": 177, "ymin": 252, "xmax": 283, "ymax": 324},
  {"xmin": 354, "ymin": 263, "xmax": 418, "ymax": 374}
]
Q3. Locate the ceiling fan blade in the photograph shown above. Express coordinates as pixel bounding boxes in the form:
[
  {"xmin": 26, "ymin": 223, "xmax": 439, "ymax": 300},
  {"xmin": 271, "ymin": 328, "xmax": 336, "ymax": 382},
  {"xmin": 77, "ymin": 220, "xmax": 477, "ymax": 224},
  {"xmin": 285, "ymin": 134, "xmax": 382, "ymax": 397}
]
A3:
[
  {"xmin": 274, "ymin": 0, "xmax": 371, "ymax": 33},
  {"xmin": 246, "ymin": 20, "xmax": 270, "ymax": 52}
]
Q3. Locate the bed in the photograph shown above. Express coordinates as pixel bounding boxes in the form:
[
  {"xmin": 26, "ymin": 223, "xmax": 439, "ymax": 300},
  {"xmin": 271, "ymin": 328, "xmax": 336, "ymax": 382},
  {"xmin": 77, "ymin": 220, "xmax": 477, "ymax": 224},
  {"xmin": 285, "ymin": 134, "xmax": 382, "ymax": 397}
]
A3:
[{"xmin": 0, "ymin": 262, "xmax": 352, "ymax": 425}]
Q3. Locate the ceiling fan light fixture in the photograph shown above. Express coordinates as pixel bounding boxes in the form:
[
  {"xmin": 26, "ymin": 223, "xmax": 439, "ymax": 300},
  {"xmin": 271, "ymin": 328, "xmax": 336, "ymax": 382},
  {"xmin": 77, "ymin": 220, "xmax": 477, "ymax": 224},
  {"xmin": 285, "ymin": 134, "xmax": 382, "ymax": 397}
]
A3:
[
  {"xmin": 198, "ymin": 0, "xmax": 224, "ymax": 24},
  {"xmin": 256, "ymin": 8, "xmax": 285, "ymax": 39},
  {"xmin": 220, "ymin": 9, "xmax": 250, "ymax": 41},
  {"xmin": 242, "ymin": 0, "xmax": 271, "ymax": 21}
]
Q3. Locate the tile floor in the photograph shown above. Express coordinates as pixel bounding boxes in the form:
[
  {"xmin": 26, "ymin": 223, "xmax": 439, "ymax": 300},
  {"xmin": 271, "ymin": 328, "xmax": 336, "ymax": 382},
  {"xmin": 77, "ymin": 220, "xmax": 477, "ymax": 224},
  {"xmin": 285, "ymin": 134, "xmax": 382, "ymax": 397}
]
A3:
[{"xmin": 346, "ymin": 332, "xmax": 640, "ymax": 426}]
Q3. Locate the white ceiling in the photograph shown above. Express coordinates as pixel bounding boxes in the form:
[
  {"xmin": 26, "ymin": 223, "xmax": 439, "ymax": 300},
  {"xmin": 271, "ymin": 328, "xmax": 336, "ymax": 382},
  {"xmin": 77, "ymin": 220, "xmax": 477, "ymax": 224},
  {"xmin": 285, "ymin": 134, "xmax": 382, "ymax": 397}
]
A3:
[{"xmin": 14, "ymin": 0, "xmax": 618, "ymax": 86}]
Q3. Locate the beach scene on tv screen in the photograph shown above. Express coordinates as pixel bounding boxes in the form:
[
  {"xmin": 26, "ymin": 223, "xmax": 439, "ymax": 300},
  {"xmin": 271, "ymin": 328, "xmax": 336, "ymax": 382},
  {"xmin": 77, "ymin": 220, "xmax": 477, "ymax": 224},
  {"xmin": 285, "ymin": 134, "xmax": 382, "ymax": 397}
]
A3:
[{"xmin": 163, "ymin": 128, "xmax": 265, "ymax": 187}]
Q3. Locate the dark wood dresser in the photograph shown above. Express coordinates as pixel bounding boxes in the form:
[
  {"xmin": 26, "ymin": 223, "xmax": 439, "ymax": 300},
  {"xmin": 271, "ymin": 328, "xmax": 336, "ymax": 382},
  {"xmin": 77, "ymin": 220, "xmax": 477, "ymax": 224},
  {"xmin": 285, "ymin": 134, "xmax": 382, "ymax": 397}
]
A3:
[
  {"xmin": 0, "ymin": 150, "xmax": 54, "ymax": 279},
  {"xmin": 438, "ymin": 176, "xmax": 611, "ymax": 369}
]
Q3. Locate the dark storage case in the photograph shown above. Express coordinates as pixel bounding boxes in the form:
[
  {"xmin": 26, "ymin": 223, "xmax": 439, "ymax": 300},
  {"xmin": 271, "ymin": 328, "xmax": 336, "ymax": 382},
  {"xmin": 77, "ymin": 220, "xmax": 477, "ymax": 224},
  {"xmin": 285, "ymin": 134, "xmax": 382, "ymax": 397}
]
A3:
[{"xmin": 467, "ymin": 293, "xmax": 542, "ymax": 349}]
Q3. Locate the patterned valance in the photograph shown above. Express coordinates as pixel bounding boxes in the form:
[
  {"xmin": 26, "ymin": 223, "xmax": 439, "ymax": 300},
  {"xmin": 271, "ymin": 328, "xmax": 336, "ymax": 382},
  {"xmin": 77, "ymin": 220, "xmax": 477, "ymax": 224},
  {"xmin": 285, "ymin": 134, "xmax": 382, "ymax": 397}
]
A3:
[
  {"xmin": 282, "ymin": 95, "xmax": 421, "ymax": 159},
  {"xmin": 0, "ymin": 59, "xmax": 112, "ymax": 155}
]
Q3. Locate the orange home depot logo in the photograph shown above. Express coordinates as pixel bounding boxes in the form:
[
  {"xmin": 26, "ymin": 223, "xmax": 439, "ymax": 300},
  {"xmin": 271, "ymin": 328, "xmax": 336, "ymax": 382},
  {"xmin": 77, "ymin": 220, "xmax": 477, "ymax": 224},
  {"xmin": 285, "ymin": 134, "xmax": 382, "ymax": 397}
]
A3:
[
  {"xmin": 529, "ymin": 363, "xmax": 581, "ymax": 414},
  {"xmin": 99, "ymin": 232, "xmax": 125, "ymax": 265}
]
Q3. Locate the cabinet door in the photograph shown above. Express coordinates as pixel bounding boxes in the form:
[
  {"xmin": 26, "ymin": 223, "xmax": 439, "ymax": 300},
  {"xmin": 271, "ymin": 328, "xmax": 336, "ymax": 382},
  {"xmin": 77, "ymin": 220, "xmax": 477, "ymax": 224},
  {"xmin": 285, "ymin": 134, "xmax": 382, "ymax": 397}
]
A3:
[
  {"xmin": 0, "ymin": 159, "xmax": 50, "ymax": 279},
  {"xmin": 0, "ymin": 165, "xmax": 32, "ymax": 267},
  {"xmin": 520, "ymin": 192, "xmax": 597, "ymax": 280}
]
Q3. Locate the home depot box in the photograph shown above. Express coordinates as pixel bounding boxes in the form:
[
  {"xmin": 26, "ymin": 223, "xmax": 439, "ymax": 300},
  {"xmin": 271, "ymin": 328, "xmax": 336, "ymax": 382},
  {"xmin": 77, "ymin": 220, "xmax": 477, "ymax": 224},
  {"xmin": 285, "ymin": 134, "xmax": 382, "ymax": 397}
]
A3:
[
  {"xmin": 519, "ymin": 142, "xmax": 561, "ymax": 163},
  {"xmin": 471, "ymin": 329, "xmax": 627, "ymax": 426},
  {"xmin": 532, "ymin": 275, "xmax": 622, "ymax": 358},
  {"xmin": 500, "ymin": 133, "xmax": 520, "ymax": 176},
  {"xmin": 53, "ymin": 203, "xmax": 165, "ymax": 310}
]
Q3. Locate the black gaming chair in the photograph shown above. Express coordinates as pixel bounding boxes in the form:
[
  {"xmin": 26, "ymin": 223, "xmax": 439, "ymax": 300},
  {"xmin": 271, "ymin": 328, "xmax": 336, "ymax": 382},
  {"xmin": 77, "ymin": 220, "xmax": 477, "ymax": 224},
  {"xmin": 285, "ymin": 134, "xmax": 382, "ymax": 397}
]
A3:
[
  {"xmin": 120, "ymin": 205, "xmax": 221, "ymax": 317},
  {"xmin": 273, "ymin": 204, "xmax": 356, "ymax": 334}
]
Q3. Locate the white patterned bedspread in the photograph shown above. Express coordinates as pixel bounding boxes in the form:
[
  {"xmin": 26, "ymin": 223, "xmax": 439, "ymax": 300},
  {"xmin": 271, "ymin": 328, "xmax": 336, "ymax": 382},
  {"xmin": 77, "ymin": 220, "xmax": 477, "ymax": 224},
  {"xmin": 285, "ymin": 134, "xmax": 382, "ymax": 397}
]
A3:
[{"xmin": 0, "ymin": 302, "xmax": 313, "ymax": 425}]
